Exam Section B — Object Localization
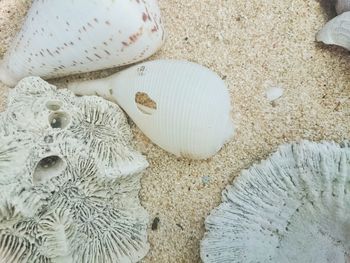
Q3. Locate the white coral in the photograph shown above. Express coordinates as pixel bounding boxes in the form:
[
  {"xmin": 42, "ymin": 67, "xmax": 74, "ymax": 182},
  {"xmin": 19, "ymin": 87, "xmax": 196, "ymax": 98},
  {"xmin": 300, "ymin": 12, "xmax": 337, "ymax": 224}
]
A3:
[
  {"xmin": 201, "ymin": 141, "xmax": 350, "ymax": 263},
  {"xmin": 0, "ymin": 77, "xmax": 149, "ymax": 263}
]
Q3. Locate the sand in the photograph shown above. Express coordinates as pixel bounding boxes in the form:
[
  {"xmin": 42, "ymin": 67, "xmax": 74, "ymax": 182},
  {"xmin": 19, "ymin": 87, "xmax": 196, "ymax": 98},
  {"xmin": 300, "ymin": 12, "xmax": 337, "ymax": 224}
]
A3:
[{"xmin": 0, "ymin": 0, "xmax": 349, "ymax": 262}]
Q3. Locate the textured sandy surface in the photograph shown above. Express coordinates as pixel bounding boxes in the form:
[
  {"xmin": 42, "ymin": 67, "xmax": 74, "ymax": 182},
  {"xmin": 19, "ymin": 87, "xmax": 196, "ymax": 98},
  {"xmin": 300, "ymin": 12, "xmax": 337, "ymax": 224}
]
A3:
[{"xmin": 0, "ymin": 0, "xmax": 349, "ymax": 262}]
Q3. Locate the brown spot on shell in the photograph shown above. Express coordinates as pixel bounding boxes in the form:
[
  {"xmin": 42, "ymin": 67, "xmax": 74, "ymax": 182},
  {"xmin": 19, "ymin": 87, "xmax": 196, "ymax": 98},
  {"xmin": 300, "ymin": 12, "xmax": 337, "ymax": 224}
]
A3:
[
  {"xmin": 142, "ymin": 12, "xmax": 148, "ymax": 22},
  {"xmin": 122, "ymin": 27, "xmax": 144, "ymax": 47},
  {"xmin": 129, "ymin": 35, "xmax": 138, "ymax": 43}
]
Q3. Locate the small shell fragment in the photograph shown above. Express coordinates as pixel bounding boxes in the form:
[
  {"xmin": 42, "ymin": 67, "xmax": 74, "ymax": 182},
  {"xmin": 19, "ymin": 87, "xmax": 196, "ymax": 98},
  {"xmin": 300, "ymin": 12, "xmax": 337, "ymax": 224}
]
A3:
[
  {"xmin": 316, "ymin": 11, "xmax": 350, "ymax": 50},
  {"xmin": 266, "ymin": 86, "xmax": 284, "ymax": 102}
]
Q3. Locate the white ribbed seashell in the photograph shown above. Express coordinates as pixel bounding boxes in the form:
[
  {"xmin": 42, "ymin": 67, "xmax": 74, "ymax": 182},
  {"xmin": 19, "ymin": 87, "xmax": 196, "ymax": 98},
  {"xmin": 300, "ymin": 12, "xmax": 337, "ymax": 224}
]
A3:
[
  {"xmin": 201, "ymin": 141, "xmax": 350, "ymax": 263},
  {"xmin": 0, "ymin": 77, "xmax": 150, "ymax": 263},
  {"xmin": 316, "ymin": 11, "xmax": 350, "ymax": 50},
  {"xmin": 69, "ymin": 60, "xmax": 235, "ymax": 160},
  {"xmin": 336, "ymin": 0, "xmax": 350, "ymax": 14},
  {"xmin": 0, "ymin": 0, "xmax": 165, "ymax": 86}
]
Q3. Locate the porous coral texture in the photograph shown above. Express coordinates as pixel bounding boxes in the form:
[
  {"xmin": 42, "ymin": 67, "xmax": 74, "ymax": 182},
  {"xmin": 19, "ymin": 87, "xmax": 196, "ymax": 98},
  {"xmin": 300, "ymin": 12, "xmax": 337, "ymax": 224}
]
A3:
[{"xmin": 0, "ymin": 77, "xmax": 149, "ymax": 263}]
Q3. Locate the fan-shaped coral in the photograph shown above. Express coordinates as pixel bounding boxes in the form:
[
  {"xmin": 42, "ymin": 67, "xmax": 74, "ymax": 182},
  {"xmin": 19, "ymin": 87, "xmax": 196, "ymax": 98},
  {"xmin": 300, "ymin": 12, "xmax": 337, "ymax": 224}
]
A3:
[
  {"xmin": 201, "ymin": 141, "xmax": 350, "ymax": 263},
  {"xmin": 0, "ymin": 77, "xmax": 149, "ymax": 263}
]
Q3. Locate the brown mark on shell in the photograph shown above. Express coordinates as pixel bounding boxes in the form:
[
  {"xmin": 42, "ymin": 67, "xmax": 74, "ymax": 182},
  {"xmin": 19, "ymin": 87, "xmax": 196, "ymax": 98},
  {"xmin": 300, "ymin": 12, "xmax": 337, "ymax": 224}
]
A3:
[
  {"xmin": 144, "ymin": 7, "xmax": 152, "ymax": 21},
  {"xmin": 142, "ymin": 12, "xmax": 148, "ymax": 22},
  {"xmin": 121, "ymin": 27, "xmax": 144, "ymax": 48}
]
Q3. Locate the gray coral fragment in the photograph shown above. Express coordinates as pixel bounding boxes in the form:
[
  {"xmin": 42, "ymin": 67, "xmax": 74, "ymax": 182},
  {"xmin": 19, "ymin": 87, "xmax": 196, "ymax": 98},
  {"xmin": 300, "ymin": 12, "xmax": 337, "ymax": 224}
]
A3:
[
  {"xmin": 0, "ymin": 77, "xmax": 149, "ymax": 263},
  {"xmin": 201, "ymin": 141, "xmax": 350, "ymax": 263}
]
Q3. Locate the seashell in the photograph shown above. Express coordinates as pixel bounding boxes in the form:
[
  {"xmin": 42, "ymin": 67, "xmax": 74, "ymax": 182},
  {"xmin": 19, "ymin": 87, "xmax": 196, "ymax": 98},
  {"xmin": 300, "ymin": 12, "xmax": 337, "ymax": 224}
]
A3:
[
  {"xmin": 336, "ymin": 0, "xmax": 350, "ymax": 14},
  {"xmin": 265, "ymin": 86, "xmax": 284, "ymax": 102},
  {"xmin": 69, "ymin": 60, "xmax": 235, "ymax": 160},
  {"xmin": 316, "ymin": 11, "xmax": 350, "ymax": 50},
  {"xmin": 0, "ymin": 0, "xmax": 165, "ymax": 86},
  {"xmin": 201, "ymin": 141, "xmax": 350, "ymax": 263},
  {"xmin": 0, "ymin": 77, "xmax": 150, "ymax": 263}
]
